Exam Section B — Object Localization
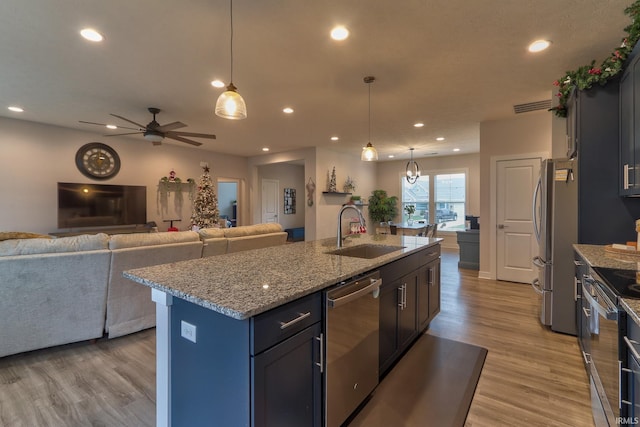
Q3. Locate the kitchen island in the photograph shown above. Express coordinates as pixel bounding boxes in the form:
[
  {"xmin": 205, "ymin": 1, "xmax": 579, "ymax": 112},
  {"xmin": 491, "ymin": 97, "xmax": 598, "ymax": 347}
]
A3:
[{"xmin": 125, "ymin": 234, "xmax": 442, "ymax": 427}]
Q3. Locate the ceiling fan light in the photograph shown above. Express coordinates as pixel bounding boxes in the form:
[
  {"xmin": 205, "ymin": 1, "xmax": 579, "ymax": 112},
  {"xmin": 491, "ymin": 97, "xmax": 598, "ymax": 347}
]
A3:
[
  {"xmin": 144, "ymin": 132, "xmax": 164, "ymax": 143},
  {"xmin": 215, "ymin": 84, "xmax": 247, "ymax": 120},
  {"xmin": 361, "ymin": 142, "xmax": 378, "ymax": 161}
]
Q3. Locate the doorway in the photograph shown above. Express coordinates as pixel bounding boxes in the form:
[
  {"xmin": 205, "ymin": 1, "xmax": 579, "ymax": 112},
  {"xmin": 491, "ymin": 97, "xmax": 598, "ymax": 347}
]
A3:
[
  {"xmin": 261, "ymin": 179, "xmax": 279, "ymax": 223},
  {"xmin": 218, "ymin": 179, "xmax": 239, "ymax": 227},
  {"xmin": 495, "ymin": 157, "xmax": 541, "ymax": 283}
]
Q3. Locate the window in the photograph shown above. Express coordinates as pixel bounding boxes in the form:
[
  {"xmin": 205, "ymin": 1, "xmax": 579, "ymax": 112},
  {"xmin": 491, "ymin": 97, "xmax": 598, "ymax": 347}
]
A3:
[{"xmin": 401, "ymin": 170, "xmax": 466, "ymax": 231}]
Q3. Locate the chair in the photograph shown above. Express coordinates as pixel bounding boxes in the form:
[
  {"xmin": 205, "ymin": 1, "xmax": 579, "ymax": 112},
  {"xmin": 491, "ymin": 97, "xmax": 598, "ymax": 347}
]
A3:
[
  {"xmin": 426, "ymin": 223, "xmax": 438, "ymax": 238},
  {"xmin": 389, "ymin": 225, "xmax": 397, "ymax": 235}
]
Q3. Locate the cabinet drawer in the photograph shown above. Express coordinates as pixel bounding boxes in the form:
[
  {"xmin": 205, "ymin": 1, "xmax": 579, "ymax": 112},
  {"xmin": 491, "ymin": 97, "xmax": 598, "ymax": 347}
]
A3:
[
  {"xmin": 251, "ymin": 292, "xmax": 321, "ymax": 355},
  {"xmin": 421, "ymin": 245, "xmax": 441, "ymax": 264}
]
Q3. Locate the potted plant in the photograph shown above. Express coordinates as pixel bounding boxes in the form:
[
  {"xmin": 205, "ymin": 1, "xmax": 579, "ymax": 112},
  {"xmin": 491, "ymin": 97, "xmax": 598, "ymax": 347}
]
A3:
[
  {"xmin": 404, "ymin": 204, "xmax": 416, "ymax": 224},
  {"xmin": 349, "ymin": 195, "xmax": 362, "ymax": 205},
  {"xmin": 367, "ymin": 190, "xmax": 398, "ymax": 225}
]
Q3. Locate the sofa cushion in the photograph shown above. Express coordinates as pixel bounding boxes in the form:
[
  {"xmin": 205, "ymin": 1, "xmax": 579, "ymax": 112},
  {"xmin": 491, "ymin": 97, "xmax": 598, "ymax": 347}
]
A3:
[
  {"xmin": 109, "ymin": 230, "xmax": 200, "ymax": 250},
  {"xmin": 0, "ymin": 231, "xmax": 53, "ymax": 241},
  {"xmin": 224, "ymin": 223, "xmax": 283, "ymax": 238},
  {"xmin": 226, "ymin": 232, "xmax": 288, "ymax": 253},
  {"xmin": 0, "ymin": 233, "xmax": 109, "ymax": 256},
  {"xmin": 198, "ymin": 228, "xmax": 225, "ymax": 239}
]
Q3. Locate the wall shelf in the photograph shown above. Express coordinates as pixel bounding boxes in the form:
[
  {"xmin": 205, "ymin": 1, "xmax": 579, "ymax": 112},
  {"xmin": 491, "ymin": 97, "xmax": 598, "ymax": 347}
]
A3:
[{"xmin": 322, "ymin": 192, "xmax": 352, "ymax": 195}]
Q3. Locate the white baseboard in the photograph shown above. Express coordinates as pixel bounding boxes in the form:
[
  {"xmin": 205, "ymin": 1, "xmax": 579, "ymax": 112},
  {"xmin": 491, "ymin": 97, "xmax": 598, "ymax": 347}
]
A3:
[{"xmin": 478, "ymin": 270, "xmax": 493, "ymax": 280}]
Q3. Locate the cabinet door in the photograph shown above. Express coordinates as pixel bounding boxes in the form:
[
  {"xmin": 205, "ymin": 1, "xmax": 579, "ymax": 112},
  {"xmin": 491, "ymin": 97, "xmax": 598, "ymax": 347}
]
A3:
[
  {"xmin": 379, "ymin": 280, "xmax": 401, "ymax": 373},
  {"xmin": 397, "ymin": 272, "xmax": 418, "ymax": 350},
  {"xmin": 621, "ymin": 64, "xmax": 635, "ymax": 195},
  {"xmin": 252, "ymin": 323, "xmax": 322, "ymax": 427},
  {"xmin": 417, "ymin": 265, "xmax": 430, "ymax": 331},
  {"xmin": 428, "ymin": 260, "xmax": 441, "ymax": 322}
]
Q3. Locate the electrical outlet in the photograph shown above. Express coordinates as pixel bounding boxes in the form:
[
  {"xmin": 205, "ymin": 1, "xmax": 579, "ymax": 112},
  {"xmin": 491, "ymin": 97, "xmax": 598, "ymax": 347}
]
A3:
[{"xmin": 181, "ymin": 320, "xmax": 197, "ymax": 343}]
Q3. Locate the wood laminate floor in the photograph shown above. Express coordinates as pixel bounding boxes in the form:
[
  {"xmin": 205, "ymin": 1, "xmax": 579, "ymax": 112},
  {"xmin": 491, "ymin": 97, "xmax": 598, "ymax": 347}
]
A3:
[{"xmin": 0, "ymin": 248, "xmax": 594, "ymax": 427}]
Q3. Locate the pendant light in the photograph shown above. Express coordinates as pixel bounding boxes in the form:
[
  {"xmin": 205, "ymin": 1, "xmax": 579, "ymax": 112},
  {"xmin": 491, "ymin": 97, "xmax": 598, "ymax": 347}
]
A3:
[
  {"xmin": 215, "ymin": 0, "xmax": 247, "ymax": 120},
  {"xmin": 406, "ymin": 148, "xmax": 421, "ymax": 183},
  {"xmin": 361, "ymin": 76, "xmax": 379, "ymax": 161}
]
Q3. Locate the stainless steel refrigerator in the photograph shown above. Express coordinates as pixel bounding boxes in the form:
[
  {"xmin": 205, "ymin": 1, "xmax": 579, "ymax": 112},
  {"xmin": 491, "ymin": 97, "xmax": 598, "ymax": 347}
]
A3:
[{"xmin": 532, "ymin": 158, "xmax": 577, "ymax": 335}]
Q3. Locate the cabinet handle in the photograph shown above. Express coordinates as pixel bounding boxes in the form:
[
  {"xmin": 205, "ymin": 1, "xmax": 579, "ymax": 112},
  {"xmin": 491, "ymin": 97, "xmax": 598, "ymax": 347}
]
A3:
[
  {"xmin": 315, "ymin": 333, "xmax": 324, "ymax": 373},
  {"xmin": 279, "ymin": 312, "xmax": 311, "ymax": 329},
  {"xmin": 398, "ymin": 286, "xmax": 403, "ymax": 309},
  {"xmin": 403, "ymin": 283, "xmax": 407, "ymax": 309},
  {"xmin": 624, "ymin": 164, "xmax": 631, "ymax": 189},
  {"xmin": 582, "ymin": 306, "xmax": 591, "ymax": 319},
  {"xmin": 573, "ymin": 260, "xmax": 584, "ymax": 266},
  {"xmin": 582, "ymin": 351, "xmax": 591, "ymax": 366}
]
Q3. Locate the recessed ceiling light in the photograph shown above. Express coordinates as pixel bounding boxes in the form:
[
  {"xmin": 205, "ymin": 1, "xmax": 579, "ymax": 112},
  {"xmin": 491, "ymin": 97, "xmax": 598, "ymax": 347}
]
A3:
[
  {"xmin": 262, "ymin": 147, "xmax": 269, "ymax": 152},
  {"xmin": 8, "ymin": 106, "xmax": 23, "ymax": 112},
  {"xmin": 330, "ymin": 136, "xmax": 339, "ymax": 141},
  {"xmin": 528, "ymin": 39, "xmax": 551, "ymax": 53},
  {"xmin": 106, "ymin": 124, "xmax": 117, "ymax": 129},
  {"xmin": 414, "ymin": 122, "xmax": 424, "ymax": 128},
  {"xmin": 80, "ymin": 28, "xmax": 104, "ymax": 42},
  {"xmin": 388, "ymin": 155, "xmax": 395, "ymax": 158},
  {"xmin": 330, "ymin": 26, "xmax": 349, "ymax": 41},
  {"xmin": 453, "ymin": 148, "xmax": 461, "ymax": 152},
  {"xmin": 283, "ymin": 107, "xmax": 294, "ymax": 114},
  {"xmin": 436, "ymin": 137, "xmax": 445, "ymax": 141},
  {"xmin": 211, "ymin": 80, "xmax": 225, "ymax": 88}
]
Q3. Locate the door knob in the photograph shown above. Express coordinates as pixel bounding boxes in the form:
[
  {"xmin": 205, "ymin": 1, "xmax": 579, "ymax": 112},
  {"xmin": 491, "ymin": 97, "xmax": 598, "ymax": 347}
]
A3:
[{"xmin": 498, "ymin": 224, "xmax": 507, "ymax": 229}]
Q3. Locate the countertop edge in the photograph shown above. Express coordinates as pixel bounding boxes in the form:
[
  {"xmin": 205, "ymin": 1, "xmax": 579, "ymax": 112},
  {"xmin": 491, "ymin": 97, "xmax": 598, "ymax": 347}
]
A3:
[{"xmin": 125, "ymin": 237, "xmax": 442, "ymax": 320}]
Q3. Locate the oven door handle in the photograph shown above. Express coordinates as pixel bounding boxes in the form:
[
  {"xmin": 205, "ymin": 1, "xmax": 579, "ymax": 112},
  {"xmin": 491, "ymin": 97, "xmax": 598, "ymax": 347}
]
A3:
[
  {"xmin": 624, "ymin": 336, "xmax": 640, "ymax": 363},
  {"xmin": 581, "ymin": 281, "xmax": 618, "ymax": 321},
  {"xmin": 327, "ymin": 278, "xmax": 382, "ymax": 308}
]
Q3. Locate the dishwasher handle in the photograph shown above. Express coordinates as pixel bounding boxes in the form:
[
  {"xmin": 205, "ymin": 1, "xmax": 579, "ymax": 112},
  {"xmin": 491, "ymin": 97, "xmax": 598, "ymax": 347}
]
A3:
[{"xmin": 328, "ymin": 278, "xmax": 382, "ymax": 308}]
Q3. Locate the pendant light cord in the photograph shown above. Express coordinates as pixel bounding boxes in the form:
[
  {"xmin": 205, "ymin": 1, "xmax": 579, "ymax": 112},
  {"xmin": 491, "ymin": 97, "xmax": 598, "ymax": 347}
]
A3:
[
  {"xmin": 229, "ymin": 0, "xmax": 234, "ymax": 83},
  {"xmin": 368, "ymin": 82, "xmax": 371, "ymax": 143}
]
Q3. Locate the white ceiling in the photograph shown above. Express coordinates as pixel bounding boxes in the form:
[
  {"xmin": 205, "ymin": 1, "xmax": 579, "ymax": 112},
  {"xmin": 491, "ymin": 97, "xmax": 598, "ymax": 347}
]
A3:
[{"xmin": 0, "ymin": 0, "xmax": 632, "ymax": 161}]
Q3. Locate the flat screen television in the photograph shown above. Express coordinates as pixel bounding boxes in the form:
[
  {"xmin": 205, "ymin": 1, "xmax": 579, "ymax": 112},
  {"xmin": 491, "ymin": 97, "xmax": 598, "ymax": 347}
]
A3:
[{"xmin": 58, "ymin": 182, "xmax": 147, "ymax": 229}]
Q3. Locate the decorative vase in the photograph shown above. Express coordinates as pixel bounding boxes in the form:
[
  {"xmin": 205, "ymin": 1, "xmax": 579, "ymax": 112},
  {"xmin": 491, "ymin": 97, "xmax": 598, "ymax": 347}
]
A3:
[{"xmin": 407, "ymin": 217, "xmax": 413, "ymax": 225}]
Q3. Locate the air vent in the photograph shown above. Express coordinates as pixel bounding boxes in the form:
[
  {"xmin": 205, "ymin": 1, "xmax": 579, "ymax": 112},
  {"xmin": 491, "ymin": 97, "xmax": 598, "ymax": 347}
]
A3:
[{"xmin": 513, "ymin": 99, "xmax": 552, "ymax": 114}]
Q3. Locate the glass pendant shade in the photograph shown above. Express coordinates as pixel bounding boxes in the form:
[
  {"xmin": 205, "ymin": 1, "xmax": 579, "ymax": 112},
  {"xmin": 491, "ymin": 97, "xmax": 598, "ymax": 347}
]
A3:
[
  {"xmin": 215, "ymin": 83, "xmax": 247, "ymax": 120},
  {"xmin": 406, "ymin": 149, "xmax": 421, "ymax": 184},
  {"xmin": 361, "ymin": 142, "xmax": 378, "ymax": 161}
]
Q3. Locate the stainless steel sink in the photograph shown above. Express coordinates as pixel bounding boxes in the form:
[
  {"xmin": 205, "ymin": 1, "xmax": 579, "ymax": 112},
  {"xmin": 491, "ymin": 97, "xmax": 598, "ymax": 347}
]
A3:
[{"xmin": 326, "ymin": 244, "xmax": 405, "ymax": 259}]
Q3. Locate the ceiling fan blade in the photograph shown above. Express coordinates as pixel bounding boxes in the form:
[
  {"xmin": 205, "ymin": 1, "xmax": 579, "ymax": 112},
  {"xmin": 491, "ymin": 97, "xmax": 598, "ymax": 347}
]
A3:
[
  {"xmin": 104, "ymin": 131, "xmax": 144, "ymax": 137},
  {"xmin": 156, "ymin": 121, "xmax": 187, "ymax": 132},
  {"xmin": 79, "ymin": 120, "xmax": 140, "ymax": 131},
  {"xmin": 109, "ymin": 113, "xmax": 146, "ymax": 129},
  {"xmin": 167, "ymin": 135, "xmax": 203, "ymax": 146},
  {"xmin": 169, "ymin": 131, "xmax": 217, "ymax": 140}
]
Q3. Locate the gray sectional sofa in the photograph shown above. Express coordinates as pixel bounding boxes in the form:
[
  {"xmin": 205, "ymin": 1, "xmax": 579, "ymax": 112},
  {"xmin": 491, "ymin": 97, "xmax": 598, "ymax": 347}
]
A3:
[{"xmin": 0, "ymin": 223, "xmax": 288, "ymax": 358}]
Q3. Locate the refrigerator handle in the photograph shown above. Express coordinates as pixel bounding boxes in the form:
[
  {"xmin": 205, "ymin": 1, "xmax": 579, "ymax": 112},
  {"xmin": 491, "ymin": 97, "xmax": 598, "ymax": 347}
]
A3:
[
  {"xmin": 532, "ymin": 176, "xmax": 542, "ymax": 244},
  {"xmin": 530, "ymin": 278, "xmax": 544, "ymax": 295}
]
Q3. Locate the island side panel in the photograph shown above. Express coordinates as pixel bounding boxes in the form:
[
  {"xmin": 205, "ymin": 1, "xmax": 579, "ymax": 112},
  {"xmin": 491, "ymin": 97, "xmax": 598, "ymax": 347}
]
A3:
[{"xmin": 170, "ymin": 297, "xmax": 251, "ymax": 426}]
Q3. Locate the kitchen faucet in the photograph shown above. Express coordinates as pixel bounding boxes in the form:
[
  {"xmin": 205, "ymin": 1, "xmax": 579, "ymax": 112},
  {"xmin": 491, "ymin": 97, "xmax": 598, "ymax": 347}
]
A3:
[{"xmin": 337, "ymin": 205, "xmax": 366, "ymax": 247}]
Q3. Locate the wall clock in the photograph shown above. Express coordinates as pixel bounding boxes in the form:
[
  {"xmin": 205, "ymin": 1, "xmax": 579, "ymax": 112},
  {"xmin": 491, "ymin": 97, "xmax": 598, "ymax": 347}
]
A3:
[{"xmin": 75, "ymin": 142, "xmax": 121, "ymax": 180}]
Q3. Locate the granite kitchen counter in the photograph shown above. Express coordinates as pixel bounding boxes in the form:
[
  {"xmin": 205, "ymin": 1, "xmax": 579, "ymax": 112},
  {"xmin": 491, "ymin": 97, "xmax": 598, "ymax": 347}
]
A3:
[
  {"xmin": 574, "ymin": 244, "xmax": 640, "ymax": 326},
  {"xmin": 125, "ymin": 234, "xmax": 441, "ymax": 320}
]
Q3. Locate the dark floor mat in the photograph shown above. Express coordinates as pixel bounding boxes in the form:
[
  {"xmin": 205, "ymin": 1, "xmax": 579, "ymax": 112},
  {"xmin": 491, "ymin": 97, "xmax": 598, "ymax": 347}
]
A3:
[{"xmin": 348, "ymin": 333, "xmax": 487, "ymax": 427}]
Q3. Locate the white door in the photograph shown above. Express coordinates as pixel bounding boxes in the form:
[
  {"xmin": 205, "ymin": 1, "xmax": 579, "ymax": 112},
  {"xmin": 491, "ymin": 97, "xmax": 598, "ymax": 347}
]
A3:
[
  {"xmin": 261, "ymin": 179, "xmax": 279, "ymax": 223},
  {"xmin": 496, "ymin": 158, "xmax": 541, "ymax": 283}
]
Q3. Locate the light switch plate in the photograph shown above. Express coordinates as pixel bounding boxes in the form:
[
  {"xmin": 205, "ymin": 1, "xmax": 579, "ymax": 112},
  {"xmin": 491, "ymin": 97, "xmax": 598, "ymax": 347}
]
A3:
[{"xmin": 181, "ymin": 320, "xmax": 197, "ymax": 343}]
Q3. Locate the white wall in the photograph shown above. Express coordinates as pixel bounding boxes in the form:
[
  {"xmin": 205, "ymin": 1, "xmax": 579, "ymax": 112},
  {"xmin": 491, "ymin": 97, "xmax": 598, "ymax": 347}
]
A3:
[
  {"xmin": 0, "ymin": 117, "xmax": 249, "ymax": 233},
  {"xmin": 314, "ymin": 147, "xmax": 377, "ymax": 240},
  {"xmin": 257, "ymin": 163, "xmax": 305, "ymax": 230},
  {"xmin": 478, "ymin": 111, "xmax": 552, "ymax": 276}
]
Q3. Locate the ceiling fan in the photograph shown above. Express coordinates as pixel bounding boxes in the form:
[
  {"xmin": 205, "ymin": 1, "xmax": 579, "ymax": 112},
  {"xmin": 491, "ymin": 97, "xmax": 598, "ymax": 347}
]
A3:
[{"xmin": 80, "ymin": 107, "xmax": 216, "ymax": 146}]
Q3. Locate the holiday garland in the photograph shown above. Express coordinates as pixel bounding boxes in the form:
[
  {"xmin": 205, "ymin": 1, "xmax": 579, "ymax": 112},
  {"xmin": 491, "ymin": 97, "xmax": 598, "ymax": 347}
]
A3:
[{"xmin": 550, "ymin": 0, "xmax": 640, "ymax": 117}]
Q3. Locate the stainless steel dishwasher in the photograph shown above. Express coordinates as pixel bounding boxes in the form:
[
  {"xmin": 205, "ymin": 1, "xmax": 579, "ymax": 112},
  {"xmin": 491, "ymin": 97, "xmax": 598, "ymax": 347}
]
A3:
[{"xmin": 325, "ymin": 270, "xmax": 381, "ymax": 427}]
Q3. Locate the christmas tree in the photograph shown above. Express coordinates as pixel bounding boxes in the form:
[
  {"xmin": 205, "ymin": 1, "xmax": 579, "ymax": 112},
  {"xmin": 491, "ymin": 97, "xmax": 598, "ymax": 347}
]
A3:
[{"xmin": 190, "ymin": 165, "xmax": 220, "ymax": 229}]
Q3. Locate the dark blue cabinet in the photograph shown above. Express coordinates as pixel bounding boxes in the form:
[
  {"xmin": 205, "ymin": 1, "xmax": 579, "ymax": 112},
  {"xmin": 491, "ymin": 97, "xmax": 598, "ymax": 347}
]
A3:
[{"xmin": 253, "ymin": 322, "xmax": 322, "ymax": 427}]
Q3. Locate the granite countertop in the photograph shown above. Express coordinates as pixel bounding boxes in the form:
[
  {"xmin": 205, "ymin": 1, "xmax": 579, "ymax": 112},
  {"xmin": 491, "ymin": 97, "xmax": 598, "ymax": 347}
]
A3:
[
  {"xmin": 125, "ymin": 234, "xmax": 442, "ymax": 320},
  {"xmin": 574, "ymin": 244, "xmax": 640, "ymax": 326}
]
